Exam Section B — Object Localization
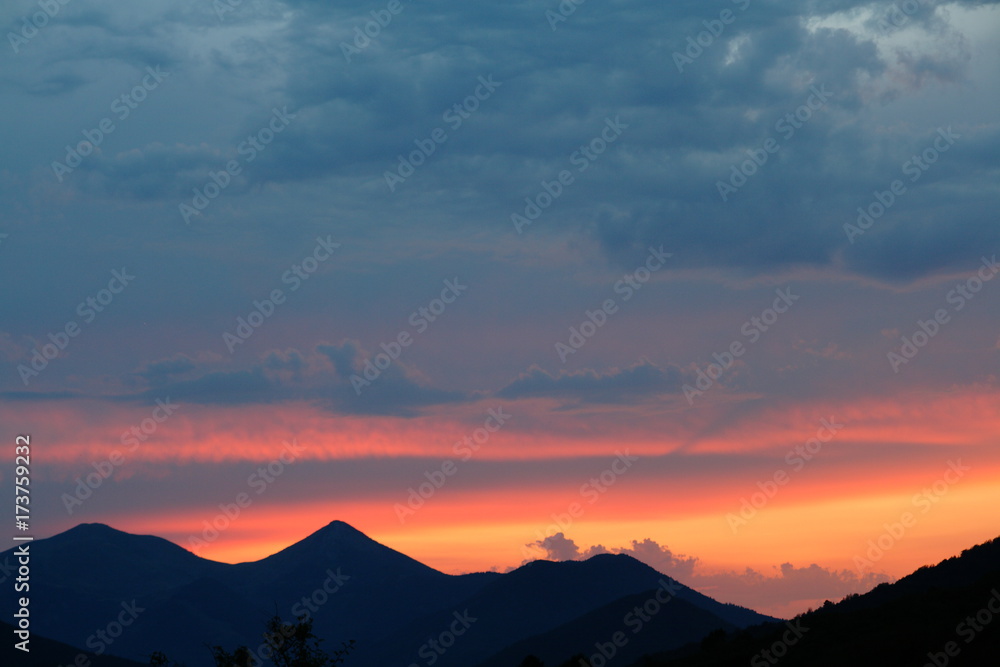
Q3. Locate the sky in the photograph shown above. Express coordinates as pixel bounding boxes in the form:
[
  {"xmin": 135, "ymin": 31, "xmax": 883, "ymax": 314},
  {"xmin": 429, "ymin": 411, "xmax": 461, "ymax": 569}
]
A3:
[{"xmin": 1, "ymin": 0, "xmax": 999, "ymax": 619}]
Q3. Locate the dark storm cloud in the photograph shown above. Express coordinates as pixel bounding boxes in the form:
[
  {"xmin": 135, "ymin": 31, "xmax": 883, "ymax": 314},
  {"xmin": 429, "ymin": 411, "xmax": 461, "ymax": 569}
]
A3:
[
  {"xmin": 125, "ymin": 342, "xmax": 468, "ymax": 416},
  {"xmin": 3, "ymin": 0, "xmax": 994, "ymax": 281},
  {"xmin": 143, "ymin": 366, "xmax": 275, "ymax": 404},
  {"xmin": 4, "ymin": 349, "xmax": 691, "ymax": 415},
  {"xmin": 0, "ymin": 390, "xmax": 79, "ymax": 401},
  {"xmin": 3, "ymin": 4, "xmax": 186, "ymax": 96},
  {"xmin": 1, "ymin": 0, "xmax": 998, "ymax": 408},
  {"xmin": 122, "ymin": 351, "xmax": 699, "ymax": 416},
  {"xmin": 498, "ymin": 360, "xmax": 690, "ymax": 404},
  {"xmin": 137, "ymin": 354, "xmax": 198, "ymax": 384},
  {"xmin": 317, "ymin": 342, "xmax": 359, "ymax": 378}
]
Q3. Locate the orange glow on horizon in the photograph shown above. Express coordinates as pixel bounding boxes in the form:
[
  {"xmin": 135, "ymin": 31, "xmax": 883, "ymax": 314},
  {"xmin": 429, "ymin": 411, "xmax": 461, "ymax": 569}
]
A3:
[
  {"xmin": 87, "ymin": 467, "xmax": 1000, "ymax": 585},
  {"xmin": 16, "ymin": 385, "xmax": 1000, "ymax": 618}
]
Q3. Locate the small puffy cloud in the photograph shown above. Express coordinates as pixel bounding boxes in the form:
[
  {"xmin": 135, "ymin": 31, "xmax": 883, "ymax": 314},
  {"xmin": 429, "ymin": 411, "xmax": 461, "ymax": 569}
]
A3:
[
  {"xmin": 599, "ymin": 538, "xmax": 700, "ymax": 581},
  {"xmin": 525, "ymin": 532, "xmax": 582, "ymax": 562},
  {"xmin": 528, "ymin": 534, "xmax": 889, "ymax": 616},
  {"xmin": 691, "ymin": 562, "xmax": 890, "ymax": 613}
]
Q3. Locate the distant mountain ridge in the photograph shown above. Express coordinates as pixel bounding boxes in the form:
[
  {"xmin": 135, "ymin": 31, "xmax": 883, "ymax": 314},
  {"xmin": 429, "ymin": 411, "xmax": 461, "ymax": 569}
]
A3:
[
  {"xmin": 0, "ymin": 521, "xmax": 774, "ymax": 666},
  {"xmin": 475, "ymin": 586, "xmax": 742, "ymax": 667}
]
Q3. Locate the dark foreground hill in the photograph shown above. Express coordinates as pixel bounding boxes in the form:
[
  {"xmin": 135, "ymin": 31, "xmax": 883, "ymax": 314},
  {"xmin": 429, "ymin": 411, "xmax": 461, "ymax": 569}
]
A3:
[
  {"xmin": 635, "ymin": 536, "xmax": 1000, "ymax": 667},
  {"xmin": 0, "ymin": 619, "xmax": 146, "ymax": 667}
]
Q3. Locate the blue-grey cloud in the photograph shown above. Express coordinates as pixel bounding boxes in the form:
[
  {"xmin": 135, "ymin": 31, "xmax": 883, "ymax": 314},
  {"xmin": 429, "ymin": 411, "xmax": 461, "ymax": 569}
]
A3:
[{"xmin": 499, "ymin": 361, "xmax": 690, "ymax": 404}]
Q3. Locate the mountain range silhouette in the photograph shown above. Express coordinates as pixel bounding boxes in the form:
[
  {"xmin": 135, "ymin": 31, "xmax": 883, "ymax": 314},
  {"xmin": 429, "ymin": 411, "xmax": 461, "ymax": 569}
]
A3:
[{"xmin": 2, "ymin": 522, "xmax": 997, "ymax": 666}]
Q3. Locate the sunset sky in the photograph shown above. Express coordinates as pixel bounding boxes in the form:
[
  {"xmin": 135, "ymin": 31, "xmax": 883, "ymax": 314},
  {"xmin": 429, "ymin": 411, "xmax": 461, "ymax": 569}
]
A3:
[{"xmin": 2, "ymin": 0, "xmax": 999, "ymax": 619}]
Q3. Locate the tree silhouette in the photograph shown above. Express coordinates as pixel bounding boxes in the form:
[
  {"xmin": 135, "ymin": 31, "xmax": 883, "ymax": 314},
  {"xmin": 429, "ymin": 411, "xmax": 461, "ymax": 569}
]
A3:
[
  {"xmin": 699, "ymin": 627, "xmax": 726, "ymax": 652},
  {"xmin": 519, "ymin": 655, "xmax": 545, "ymax": 667},
  {"xmin": 148, "ymin": 649, "xmax": 187, "ymax": 666},
  {"xmin": 152, "ymin": 614, "xmax": 353, "ymax": 667},
  {"xmin": 211, "ymin": 644, "xmax": 255, "ymax": 667},
  {"xmin": 213, "ymin": 614, "xmax": 354, "ymax": 667}
]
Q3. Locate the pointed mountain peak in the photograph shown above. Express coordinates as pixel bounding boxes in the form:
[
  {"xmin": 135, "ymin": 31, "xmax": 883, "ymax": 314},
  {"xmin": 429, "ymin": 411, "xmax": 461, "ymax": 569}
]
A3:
[
  {"xmin": 253, "ymin": 519, "xmax": 444, "ymax": 577},
  {"xmin": 297, "ymin": 519, "xmax": 381, "ymax": 549},
  {"xmin": 317, "ymin": 519, "xmax": 369, "ymax": 537}
]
